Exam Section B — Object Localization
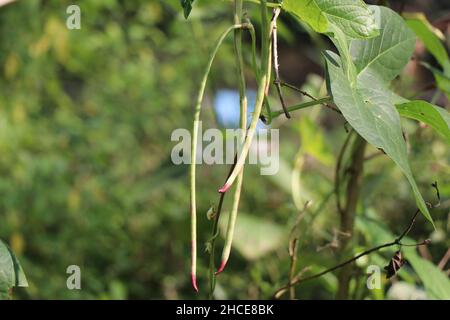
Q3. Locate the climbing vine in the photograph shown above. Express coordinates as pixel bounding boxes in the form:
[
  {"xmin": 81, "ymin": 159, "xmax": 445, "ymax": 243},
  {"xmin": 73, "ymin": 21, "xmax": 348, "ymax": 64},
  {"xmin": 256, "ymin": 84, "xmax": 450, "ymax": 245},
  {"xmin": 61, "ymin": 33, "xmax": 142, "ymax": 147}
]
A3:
[{"xmin": 182, "ymin": 0, "xmax": 450, "ymax": 299}]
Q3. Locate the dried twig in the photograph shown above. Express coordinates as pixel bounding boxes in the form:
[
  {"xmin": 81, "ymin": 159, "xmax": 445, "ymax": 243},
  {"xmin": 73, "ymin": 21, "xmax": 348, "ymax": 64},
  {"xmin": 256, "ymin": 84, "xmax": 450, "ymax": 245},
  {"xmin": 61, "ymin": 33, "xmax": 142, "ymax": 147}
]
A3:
[
  {"xmin": 271, "ymin": 8, "xmax": 290, "ymax": 119},
  {"xmin": 287, "ymin": 201, "xmax": 311, "ymax": 299},
  {"xmin": 274, "ymin": 182, "xmax": 440, "ymax": 299},
  {"xmin": 438, "ymin": 249, "xmax": 450, "ymax": 270}
]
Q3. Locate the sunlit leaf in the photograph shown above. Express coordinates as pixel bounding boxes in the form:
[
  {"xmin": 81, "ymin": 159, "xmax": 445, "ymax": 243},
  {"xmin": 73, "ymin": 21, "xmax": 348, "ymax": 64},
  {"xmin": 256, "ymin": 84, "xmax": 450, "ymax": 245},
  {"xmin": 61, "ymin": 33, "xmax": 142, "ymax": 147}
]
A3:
[
  {"xmin": 219, "ymin": 212, "xmax": 284, "ymax": 260},
  {"xmin": 282, "ymin": 0, "xmax": 379, "ymax": 39},
  {"xmin": 404, "ymin": 247, "xmax": 450, "ymax": 300},
  {"xmin": 396, "ymin": 100, "xmax": 450, "ymax": 143},
  {"xmin": 324, "ymin": 6, "xmax": 432, "ymax": 224},
  {"xmin": 350, "ymin": 6, "xmax": 415, "ymax": 83}
]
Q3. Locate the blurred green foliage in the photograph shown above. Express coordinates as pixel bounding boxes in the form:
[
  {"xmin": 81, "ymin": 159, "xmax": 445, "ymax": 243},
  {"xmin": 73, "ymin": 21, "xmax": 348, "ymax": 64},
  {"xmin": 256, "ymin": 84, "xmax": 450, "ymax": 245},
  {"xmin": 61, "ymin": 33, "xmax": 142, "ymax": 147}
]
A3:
[{"xmin": 0, "ymin": 0, "xmax": 448, "ymax": 299}]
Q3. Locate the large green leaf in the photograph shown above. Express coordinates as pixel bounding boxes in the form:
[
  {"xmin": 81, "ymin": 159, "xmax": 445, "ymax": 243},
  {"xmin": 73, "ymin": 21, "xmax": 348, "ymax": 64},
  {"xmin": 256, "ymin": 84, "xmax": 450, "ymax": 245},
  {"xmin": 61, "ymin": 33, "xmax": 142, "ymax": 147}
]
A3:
[
  {"xmin": 350, "ymin": 6, "xmax": 416, "ymax": 83},
  {"xmin": 219, "ymin": 212, "xmax": 284, "ymax": 260},
  {"xmin": 324, "ymin": 6, "xmax": 432, "ymax": 223},
  {"xmin": 0, "ymin": 240, "xmax": 28, "ymax": 293},
  {"xmin": 396, "ymin": 100, "xmax": 450, "ymax": 143},
  {"xmin": 403, "ymin": 247, "xmax": 450, "ymax": 300},
  {"xmin": 282, "ymin": 0, "xmax": 378, "ymax": 39}
]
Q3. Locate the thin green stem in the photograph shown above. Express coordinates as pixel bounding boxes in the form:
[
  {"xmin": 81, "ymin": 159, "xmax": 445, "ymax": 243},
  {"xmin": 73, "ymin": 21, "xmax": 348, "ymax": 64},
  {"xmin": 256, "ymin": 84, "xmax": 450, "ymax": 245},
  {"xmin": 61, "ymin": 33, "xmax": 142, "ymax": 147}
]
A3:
[
  {"xmin": 190, "ymin": 23, "xmax": 251, "ymax": 292},
  {"xmin": 208, "ymin": 185, "xmax": 227, "ymax": 298},
  {"xmin": 225, "ymin": 0, "xmax": 280, "ymax": 8},
  {"xmin": 207, "ymin": 22, "xmax": 258, "ymax": 299},
  {"xmin": 270, "ymin": 97, "xmax": 332, "ymax": 118},
  {"xmin": 218, "ymin": 0, "xmax": 272, "ymax": 194},
  {"xmin": 217, "ymin": 0, "xmax": 247, "ymax": 276}
]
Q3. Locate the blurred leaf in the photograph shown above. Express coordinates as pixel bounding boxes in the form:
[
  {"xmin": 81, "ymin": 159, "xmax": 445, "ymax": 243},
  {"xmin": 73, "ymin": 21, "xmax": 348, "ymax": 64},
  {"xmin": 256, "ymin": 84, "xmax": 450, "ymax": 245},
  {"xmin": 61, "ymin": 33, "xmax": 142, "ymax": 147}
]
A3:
[
  {"xmin": 403, "ymin": 247, "xmax": 450, "ymax": 300},
  {"xmin": 356, "ymin": 216, "xmax": 394, "ymax": 245},
  {"xmin": 4, "ymin": 53, "xmax": 20, "ymax": 79},
  {"xmin": 180, "ymin": 0, "xmax": 195, "ymax": 19},
  {"xmin": 282, "ymin": 0, "xmax": 378, "ymax": 39},
  {"xmin": 219, "ymin": 212, "xmax": 284, "ymax": 260},
  {"xmin": 298, "ymin": 117, "xmax": 334, "ymax": 166},
  {"xmin": 421, "ymin": 62, "xmax": 450, "ymax": 99},
  {"xmin": 404, "ymin": 13, "xmax": 449, "ymax": 70},
  {"xmin": 404, "ymin": 13, "xmax": 450, "ymax": 99},
  {"xmin": 396, "ymin": 100, "xmax": 450, "ymax": 143}
]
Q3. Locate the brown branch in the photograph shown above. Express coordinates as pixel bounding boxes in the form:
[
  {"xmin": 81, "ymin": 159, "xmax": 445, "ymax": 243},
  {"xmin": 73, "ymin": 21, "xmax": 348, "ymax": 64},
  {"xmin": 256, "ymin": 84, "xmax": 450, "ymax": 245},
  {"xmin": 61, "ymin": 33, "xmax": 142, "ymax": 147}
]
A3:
[
  {"xmin": 273, "ymin": 182, "xmax": 440, "ymax": 299},
  {"xmin": 287, "ymin": 201, "xmax": 311, "ymax": 299},
  {"xmin": 288, "ymin": 238, "xmax": 298, "ymax": 299},
  {"xmin": 271, "ymin": 8, "xmax": 290, "ymax": 119},
  {"xmin": 336, "ymin": 135, "xmax": 367, "ymax": 299},
  {"xmin": 438, "ymin": 249, "xmax": 450, "ymax": 270},
  {"xmin": 335, "ymin": 130, "xmax": 354, "ymax": 217}
]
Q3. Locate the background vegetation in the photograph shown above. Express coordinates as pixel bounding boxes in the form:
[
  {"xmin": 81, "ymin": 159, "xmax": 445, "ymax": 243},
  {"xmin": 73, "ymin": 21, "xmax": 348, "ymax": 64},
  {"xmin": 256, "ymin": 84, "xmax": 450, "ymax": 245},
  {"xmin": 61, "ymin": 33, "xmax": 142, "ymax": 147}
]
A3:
[{"xmin": 0, "ymin": 0, "xmax": 448, "ymax": 299}]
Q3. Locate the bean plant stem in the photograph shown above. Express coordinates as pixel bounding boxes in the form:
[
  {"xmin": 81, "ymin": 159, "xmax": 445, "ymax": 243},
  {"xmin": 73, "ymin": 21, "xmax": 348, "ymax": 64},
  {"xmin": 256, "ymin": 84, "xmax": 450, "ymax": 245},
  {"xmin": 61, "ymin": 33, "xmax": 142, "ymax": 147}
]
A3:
[
  {"xmin": 336, "ymin": 135, "xmax": 367, "ymax": 299},
  {"xmin": 218, "ymin": 0, "xmax": 272, "ymax": 194},
  {"xmin": 271, "ymin": 7, "xmax": 290, "ymax": 119},
  {"xmin": 270, "ymin": 97, "xmax": 332, "ymax": 118},
  {"xmin": 190, "ymin": 22, "xmax": 252, "ymax": 292},
  {"xmin": 216, "ymin": 0, "xmax": 247, "ymax": 276},
  {"xmin": 226, "ymin": 0, "xmax": 280, "ymax": 8},
  {"xmin": 208, "ymin": 161, "xmax": 234, "ymax": 299}
]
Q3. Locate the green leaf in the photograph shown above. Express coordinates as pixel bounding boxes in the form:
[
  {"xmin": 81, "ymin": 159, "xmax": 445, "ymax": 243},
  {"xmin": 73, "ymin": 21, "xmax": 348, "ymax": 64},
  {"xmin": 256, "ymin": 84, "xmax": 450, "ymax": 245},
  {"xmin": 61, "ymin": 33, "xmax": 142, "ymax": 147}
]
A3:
[
  {"xmin": 396, "ymin": 100, "xmax": 450, "ymax": 143},
  {"xmin": 404, "ymin": 13, "xmax": 450, "ymax": 72},
  {"xmin": 282, "ymin": 0, "xmax": 378, "ymax": 39},
  {"xmin": 433, "ymin": 68, "xmax": 450, "ymax": 96},
  {"xmin": 404, "ymin": 13, "xmax": 450, "ymax": 98},
  {"xmin": 219, "ymin": 212, "xmax": 284, "ymax": 260},
  {"xmin": 324, "ymin": 7, "xmax": 431, "ymax": 223},
  {"xmin": 329, "ymin": 24, "xmax": 357, "ymax": 84},
  {"xmin": 350, "ymin": 6, "xmax": 416, "ymax": 83},
  {"xmin": 421, "ymin": 62, "xmax": 450, "ymax": 99},
  {"xmin": 180, "ymin": 0, "xmax": 195, "ymax": 19},
  {"xmin": 403, "ymin": 247, "xmax": 450, "ymax": 299},
  {"xmin": 0, "ymin": 240, "xmax": 28, "ymax": 291}
]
